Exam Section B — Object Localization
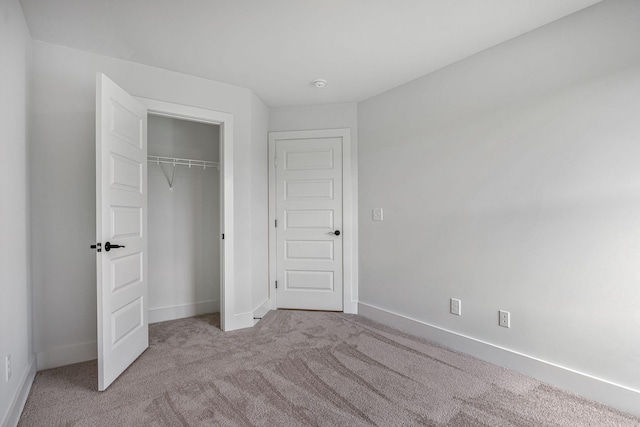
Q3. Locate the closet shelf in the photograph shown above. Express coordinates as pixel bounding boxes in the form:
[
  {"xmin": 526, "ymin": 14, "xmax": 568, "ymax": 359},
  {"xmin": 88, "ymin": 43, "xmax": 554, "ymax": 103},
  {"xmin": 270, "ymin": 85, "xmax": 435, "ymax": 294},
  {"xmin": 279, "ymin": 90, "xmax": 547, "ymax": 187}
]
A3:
[
  {"xmin": 147, "ymin": 155, "xmax": 219, "ymax": 189},
  {"xmin": 147, "ymin": 155, "xmax": 219, "ymax": 170}
]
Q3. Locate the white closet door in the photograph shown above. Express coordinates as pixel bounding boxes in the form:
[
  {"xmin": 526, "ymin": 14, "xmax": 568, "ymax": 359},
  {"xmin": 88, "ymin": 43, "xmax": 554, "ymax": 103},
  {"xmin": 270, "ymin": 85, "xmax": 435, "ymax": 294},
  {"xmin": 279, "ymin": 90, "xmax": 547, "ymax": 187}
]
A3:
[{"xmin": 95, "ymin": 73, "xmax": 148, "ymax": 391}]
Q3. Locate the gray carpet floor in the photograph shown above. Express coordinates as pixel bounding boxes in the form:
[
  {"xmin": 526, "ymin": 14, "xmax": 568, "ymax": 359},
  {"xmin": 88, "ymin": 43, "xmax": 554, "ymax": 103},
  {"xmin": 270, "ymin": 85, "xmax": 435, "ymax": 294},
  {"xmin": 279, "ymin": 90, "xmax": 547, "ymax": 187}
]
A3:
[{"xmin": 19, "ymin": 310, "xmax": 640, "ymax": 426}]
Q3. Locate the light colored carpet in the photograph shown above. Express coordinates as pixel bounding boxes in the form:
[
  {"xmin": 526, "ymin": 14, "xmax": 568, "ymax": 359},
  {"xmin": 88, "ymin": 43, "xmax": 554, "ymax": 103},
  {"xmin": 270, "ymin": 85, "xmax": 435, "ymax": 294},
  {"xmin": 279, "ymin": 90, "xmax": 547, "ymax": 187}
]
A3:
[{"xmin": 19, "ymin": 310, "xmax": 639, "ymax": 426}]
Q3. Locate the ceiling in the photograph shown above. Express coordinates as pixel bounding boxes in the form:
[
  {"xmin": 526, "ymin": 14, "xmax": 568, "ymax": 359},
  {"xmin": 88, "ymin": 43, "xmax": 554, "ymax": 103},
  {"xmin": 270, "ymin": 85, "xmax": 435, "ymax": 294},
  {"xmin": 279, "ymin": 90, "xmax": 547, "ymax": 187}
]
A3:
[{"xmin": 20, "ymin": 0, "xmax": 601, "ymax": 107}]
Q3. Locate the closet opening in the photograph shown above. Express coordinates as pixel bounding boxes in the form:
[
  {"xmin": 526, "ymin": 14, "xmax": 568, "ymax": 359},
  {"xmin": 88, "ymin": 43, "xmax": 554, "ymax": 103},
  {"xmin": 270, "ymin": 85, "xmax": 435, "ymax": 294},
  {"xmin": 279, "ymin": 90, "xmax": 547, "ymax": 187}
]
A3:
[{"xmin": 147, "ymin": 114, "xmax": 223, "ymax": 330}]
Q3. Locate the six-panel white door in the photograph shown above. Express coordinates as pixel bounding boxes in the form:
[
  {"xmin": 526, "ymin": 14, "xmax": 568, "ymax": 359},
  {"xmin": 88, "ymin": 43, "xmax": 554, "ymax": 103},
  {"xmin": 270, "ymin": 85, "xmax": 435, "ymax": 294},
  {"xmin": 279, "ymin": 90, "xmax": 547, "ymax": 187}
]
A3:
[
  {"xmin": 275, "ymin": 137, "xmax": 343, "ymax": 311},
  {"xmin": 96, "ymin": 73, "xmax": 148, "ymax": 391}
]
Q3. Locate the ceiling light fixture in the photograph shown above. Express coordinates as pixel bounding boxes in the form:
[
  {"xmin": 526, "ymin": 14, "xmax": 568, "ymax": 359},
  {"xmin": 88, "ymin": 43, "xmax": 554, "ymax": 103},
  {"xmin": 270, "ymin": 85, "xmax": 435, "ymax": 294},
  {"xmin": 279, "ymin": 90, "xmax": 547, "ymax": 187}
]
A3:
[{"xmin": 312, "ymin": 79, "xmax": 327, "ymax": 88}]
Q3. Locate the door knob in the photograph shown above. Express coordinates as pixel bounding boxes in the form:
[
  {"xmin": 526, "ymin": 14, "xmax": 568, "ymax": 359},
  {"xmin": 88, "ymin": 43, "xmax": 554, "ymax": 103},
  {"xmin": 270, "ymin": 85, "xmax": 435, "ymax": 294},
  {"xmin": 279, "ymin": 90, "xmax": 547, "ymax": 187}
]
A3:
[
  {"xmin": 331, "ymin": 230, "xmax": 341, "ymax": 236},
  {"xmin": 104, "ymin": 241, "xmax": 125, "ymax": 252}
]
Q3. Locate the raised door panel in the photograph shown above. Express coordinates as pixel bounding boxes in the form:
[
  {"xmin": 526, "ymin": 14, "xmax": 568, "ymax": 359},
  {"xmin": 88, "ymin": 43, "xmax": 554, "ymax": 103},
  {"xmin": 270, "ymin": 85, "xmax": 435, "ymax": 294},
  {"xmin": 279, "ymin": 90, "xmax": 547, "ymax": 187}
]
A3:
[
  {"xmin": 285, "ymin": 270, "xmax": 334, "ymax": 291},
  {"xmin": 285, "ymin": 240, "xmax": 334, "ymax": 261},
  {"xmin": 284, "ymin": 179, "xmax": 334, "ymax": 200}
]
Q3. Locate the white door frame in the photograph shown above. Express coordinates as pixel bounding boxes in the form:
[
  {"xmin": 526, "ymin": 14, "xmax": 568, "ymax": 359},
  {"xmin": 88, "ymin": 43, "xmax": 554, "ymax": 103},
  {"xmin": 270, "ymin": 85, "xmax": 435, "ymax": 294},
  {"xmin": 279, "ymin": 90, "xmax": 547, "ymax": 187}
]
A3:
[
  {"xmin": 136, "ymin": 97, "xmax": 235, "ymax": 331},
  {"xmin": 268, "ymin": 129, "xmax": 357, "ymax": 313}
]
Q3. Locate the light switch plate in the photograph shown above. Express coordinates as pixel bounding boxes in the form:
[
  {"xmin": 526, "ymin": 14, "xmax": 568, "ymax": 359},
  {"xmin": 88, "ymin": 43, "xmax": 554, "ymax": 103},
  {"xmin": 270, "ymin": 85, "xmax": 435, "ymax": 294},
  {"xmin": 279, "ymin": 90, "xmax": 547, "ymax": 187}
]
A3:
[{"xmin": 372, "ymin": 208, "xmax": 383, "ymax": 221}]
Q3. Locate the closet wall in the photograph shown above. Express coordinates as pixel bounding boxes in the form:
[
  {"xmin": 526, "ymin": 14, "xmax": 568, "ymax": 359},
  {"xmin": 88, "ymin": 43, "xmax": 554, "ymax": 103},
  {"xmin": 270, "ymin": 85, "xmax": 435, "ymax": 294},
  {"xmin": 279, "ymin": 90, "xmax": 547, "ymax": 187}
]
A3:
[{"xmin": 147, "ymin": 115, "xmax": 220, "ymax": 323}]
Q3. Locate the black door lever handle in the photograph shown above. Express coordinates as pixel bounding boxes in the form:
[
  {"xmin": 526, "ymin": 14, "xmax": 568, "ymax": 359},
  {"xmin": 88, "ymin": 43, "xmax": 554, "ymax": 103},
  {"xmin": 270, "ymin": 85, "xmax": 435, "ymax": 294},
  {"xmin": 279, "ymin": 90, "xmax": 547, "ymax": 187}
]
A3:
[{"xmin": 104, "ymin": 241, "xmax": 125, "ymax": 252}]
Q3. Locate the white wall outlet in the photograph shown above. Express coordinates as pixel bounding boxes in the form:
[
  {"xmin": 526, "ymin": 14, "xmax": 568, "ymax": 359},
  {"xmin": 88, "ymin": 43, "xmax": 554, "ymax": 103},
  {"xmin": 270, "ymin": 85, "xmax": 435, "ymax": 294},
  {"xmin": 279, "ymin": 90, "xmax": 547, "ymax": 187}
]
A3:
[
  {"xmin": 450, "ymin": 298, "xmax": 461, "ymax": 316},
  {"xmin": 372, "ymin": 208, "xmax": 383, "ymax": 221},
  {"xmin": 499, "ymin": 310, "xmax": 510, "ymax": 328},
  {"xmin": 5, "ymin": 354, "xmax": 10, "ymax": 382}
]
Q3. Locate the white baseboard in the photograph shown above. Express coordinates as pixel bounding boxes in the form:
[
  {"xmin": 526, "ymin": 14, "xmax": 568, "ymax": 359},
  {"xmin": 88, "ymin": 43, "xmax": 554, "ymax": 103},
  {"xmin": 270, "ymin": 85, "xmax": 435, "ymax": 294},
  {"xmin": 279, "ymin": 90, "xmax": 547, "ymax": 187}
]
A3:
[
  {"xmin": 358, "ymin": 302, "xmax": 640, "ymax": 418},
  {"xmin": 2, "ymin": 356, "xmax": 36, "ymax": 427},
  {"xmin": 253, "ymin": 299, "xmax": 270, "ymax": 321},
  {"xmin": 36, "ymin": 340, "xmax": 97, "ymax": 371},
  {"xmin": 149, "ymin": 299, "xmax": 219, "ymax": 324}
]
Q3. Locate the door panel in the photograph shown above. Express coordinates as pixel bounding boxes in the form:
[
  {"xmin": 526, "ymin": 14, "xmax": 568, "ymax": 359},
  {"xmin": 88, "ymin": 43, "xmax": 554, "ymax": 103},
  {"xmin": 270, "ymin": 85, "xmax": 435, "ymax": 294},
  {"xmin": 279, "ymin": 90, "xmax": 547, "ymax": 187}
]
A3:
[
  {"xmin": 110, "ymin": 207, "xmax": 142, "ymax": 239},
  {"xmin": 285, "ymin": 210, "xmax": 334, "ymax": 229},
  {"xmin": 285, "ymin": 270, "xmax": 334, "ymax": 291},
  {"xmin": 96, "ymin": 73, "xmax": 148, "ymax": 391},
  {"xmin": 110, "ymin": 153, "xmax": 142, "ymax": 191},
  {"xmin": 111, "ymin": 298, "xmax": 144, "ymax": 347},
  {"xmin": 111, "ymin": 252, "xmax": 143, "ymax": 291},
  {"xmin": 276, "ymin": 138, "xmax": 343, "ymax": 311},
  {"xmin": 285, "ymin": 240, "xmax": 334, "ymax": 260},
  {"xmin": 284, "ymin": 149, "xmax": 333, "ymax": 170},
  {"xmin": 285, "ymin": 180, "xmax": 334, "ymax": 199}
]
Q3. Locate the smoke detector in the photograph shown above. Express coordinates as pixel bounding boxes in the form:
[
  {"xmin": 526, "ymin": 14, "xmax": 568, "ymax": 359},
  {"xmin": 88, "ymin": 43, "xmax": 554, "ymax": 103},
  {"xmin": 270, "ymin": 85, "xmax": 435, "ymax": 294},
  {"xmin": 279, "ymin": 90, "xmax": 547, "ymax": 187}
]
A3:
[{"xmin": 312, "ymin": 79, "xmax": 327, "ymax": 88}]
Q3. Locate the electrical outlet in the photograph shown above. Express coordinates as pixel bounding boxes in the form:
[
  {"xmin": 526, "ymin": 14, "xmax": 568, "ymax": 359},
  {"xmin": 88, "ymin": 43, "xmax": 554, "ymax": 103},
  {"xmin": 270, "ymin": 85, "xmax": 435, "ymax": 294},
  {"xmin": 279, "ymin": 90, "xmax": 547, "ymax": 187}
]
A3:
[
  {"xmin": 5, "ymin": 354, "xmax": 10, "ymax": 382},
  {"xmin": 372, "ymin": 208, "xmax": 384, "ymax": 221},
  {"xmin": 499, "ymin": 310, "xmax": 510, "ymax": 328},
  {"xmin": 450, "ymin": 298, "xmax": 461, "ymax": 316}
]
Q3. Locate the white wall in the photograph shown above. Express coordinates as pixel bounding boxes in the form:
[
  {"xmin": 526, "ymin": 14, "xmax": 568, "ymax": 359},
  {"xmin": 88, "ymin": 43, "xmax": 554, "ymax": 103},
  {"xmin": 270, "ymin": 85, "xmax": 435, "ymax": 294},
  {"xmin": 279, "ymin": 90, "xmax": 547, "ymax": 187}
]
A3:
[
  {"xmin": 269, "ymin": 103, "xmax": 357, "ymax": 135},
  {"xmin": 30, "ymin": 41, "xmax": 269, "ymax": 369},
  {"xmin": 358, "ymin": 0, "xmax": 640, "ymax": 415},
  {"xmin": 0, "ymin": 1, "xmax": 35, "ymax": 425},
  {"xmin": 147, "ymin": 116, "xmax": 220, "ymax": 323},
  {"xmin": 269, "ymin": 103, "xmax": 359, "ymax": 311}
]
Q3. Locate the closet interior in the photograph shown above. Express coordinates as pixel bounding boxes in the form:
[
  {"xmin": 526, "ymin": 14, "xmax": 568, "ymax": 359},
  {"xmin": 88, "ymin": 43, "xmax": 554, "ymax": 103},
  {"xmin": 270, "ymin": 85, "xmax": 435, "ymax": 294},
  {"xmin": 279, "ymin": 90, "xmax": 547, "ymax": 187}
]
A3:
[{"xmin": 147, "ymin": 115, "xmax": 221, "ymax": 325}]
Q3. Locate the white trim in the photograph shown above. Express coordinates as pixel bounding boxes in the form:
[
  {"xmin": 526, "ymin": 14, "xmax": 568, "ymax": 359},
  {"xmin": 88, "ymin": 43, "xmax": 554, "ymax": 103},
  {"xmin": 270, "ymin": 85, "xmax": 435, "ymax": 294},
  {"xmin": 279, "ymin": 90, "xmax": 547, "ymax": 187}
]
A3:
[
  {"xmin": 268, "ymin": 129, "xmax": 357, "ymax": 313},
  {"xmin": 36, "ymin": 341, "xmax": 97, "ymax": 371},
  {"xmin": 341, "ymin": 129, "xmax": 357, "ymax": 314},
  {"xmin": 135, "ymin": 97, "xmax": 235, "ymax": 331},
  {"xmin": 253, "ymin": 299, "xmax": 271, "ymax": 320},
  {"xmin": 268, "ymin": 135, "xmax": 277, "ymax": 310},
  {"xmin": 358, "ymin": 302, "xmax": 640, "ymax": 418},
  {"xmin": 148, "ymin": 299, "xmax": 220, "ymax": 324},
  {"xmin": 1, "ymin": 357, "xmax": 35, "ymax": 427}
]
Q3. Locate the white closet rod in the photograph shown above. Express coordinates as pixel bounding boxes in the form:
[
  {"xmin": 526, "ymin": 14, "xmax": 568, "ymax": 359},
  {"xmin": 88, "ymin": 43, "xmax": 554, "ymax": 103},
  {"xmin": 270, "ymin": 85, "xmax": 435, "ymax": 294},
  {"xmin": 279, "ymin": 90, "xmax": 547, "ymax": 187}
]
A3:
[{"xmin": 147, "ymin": 155, "xmax": 219, "ymax": 189}]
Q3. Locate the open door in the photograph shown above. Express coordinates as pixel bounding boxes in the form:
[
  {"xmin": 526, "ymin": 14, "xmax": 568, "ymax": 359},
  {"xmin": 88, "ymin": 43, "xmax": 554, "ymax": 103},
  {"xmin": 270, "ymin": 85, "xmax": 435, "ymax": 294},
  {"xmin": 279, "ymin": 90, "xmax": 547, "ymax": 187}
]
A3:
[{"xmin": 95, "ymin": 73, "xmax": 148, "ymax": 391}]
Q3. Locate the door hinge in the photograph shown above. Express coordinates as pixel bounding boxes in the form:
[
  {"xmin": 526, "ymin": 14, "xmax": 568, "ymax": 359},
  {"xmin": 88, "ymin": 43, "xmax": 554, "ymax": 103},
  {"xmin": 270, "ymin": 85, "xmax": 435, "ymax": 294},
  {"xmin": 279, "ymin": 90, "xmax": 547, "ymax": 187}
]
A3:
[
  {"xmin": 275, "ymin": 280, "xmax": 278, "ymax": 289},
  {"xmin": 275, "ymin": 219, "xmax": 278, "ymax": 228},
  {"xmin": 221, "ymin": 233, "xmax": 225, "ymax": 240}
]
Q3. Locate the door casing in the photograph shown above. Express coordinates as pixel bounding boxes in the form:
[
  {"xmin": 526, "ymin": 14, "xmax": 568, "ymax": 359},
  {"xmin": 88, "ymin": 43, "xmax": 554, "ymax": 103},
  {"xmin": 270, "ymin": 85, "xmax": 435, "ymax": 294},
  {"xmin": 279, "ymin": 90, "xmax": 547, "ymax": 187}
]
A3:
[
  {"xmin": 135, "ymin": 97, "xmax": 235, "ymax": 331},
  {"xmin": 268, "ymin": 129, "xmax": 357, "ymax": 313}
]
